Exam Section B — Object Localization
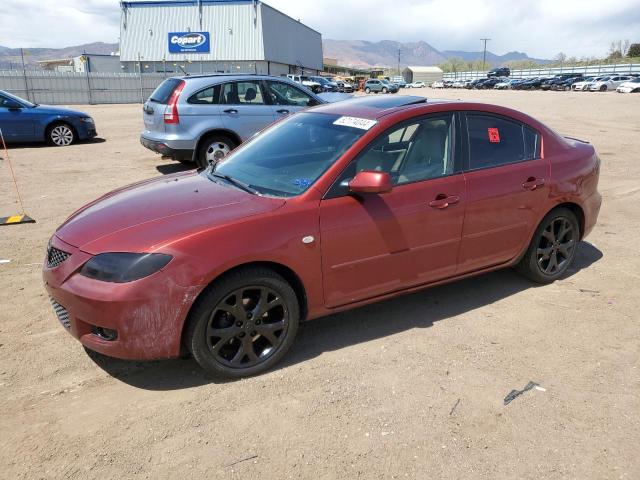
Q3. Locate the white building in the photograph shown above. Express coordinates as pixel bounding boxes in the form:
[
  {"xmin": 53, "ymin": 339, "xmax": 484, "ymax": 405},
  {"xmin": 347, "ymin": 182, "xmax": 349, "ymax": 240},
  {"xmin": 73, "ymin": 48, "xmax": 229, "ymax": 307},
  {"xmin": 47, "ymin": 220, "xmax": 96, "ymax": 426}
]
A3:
[
  {"xmin": 119, "ymin": 0, "xmax": 323, "ymax": 75},
  {"xmin": 402, "ymin": 66, "xmax": 444, "ymax": 85}
]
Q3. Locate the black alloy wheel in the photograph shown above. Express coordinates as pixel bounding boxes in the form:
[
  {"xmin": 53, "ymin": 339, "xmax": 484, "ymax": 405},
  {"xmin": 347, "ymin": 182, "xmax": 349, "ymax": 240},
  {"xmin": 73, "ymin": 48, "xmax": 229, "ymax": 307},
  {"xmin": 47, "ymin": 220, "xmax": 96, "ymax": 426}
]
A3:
[
  {"xmin": 186, "ymin": 268, "xmax": 299, "ymax": 378},
  {"xmin": 206, "ymin": 286, "xmax": 289, "ymax": 368},
  {"xmin": 536, "ymin": 217, "xmax": 576, "ymax": 276},
  {"xmin": 516, "ymin": 208, "xmax": 579, "ymax": 283}
]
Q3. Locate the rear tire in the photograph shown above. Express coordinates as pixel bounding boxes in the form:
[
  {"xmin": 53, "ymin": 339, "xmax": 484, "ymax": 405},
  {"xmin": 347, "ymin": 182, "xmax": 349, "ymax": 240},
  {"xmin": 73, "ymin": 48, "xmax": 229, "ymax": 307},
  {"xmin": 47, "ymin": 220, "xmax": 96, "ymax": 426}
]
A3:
[
  {"xmin": 516, "ymin": 208, "xmax": 580, "ymax": 284},
  {"xmin": 365, "ymin": 87, "xmax": 371, "ymax": 94},
  {"xmin": 196, "ymin": 133, "xmax": 236, "ymax": 169},
  {"xmin": 185, "ymin": 267, "xmax": 300, "ymax": 379},
  {"xmin": 47, "ymin": 122, "xmax": 75, "ymax": 146}
]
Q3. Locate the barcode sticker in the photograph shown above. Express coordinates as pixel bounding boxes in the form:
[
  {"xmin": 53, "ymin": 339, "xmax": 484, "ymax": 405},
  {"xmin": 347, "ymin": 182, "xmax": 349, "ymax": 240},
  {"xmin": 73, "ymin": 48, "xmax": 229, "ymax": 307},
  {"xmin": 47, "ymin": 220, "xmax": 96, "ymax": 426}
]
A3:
[{"xmin": 333, "ymin": 116, "xmax": 378, "ymax": 130}]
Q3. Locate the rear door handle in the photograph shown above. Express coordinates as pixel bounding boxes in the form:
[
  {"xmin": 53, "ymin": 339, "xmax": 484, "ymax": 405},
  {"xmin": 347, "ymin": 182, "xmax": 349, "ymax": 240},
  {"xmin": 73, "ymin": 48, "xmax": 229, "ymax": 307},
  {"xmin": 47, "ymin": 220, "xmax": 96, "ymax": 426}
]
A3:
[
  {"xmin": 429, "ymin": 195, "xmax": 460, "ymax": 209},
  {"xmin": 522, "ymin": 177, "xmax": 545, "ymax": 190},
  {"xmin": 276, "ymin": 109, "xmax": 290, "ymax": 114},
  {"xmin": 223, "ymin": 108, "xmax": 238, "ymax": 114}
]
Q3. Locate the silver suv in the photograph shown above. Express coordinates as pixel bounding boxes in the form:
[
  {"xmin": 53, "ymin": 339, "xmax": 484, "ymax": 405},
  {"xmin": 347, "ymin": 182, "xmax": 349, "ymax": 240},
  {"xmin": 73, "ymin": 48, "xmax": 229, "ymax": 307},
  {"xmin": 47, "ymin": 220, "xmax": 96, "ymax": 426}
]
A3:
[{"xmin": 141, "ymin": 74, "xmax": 325, "ymax": 167}]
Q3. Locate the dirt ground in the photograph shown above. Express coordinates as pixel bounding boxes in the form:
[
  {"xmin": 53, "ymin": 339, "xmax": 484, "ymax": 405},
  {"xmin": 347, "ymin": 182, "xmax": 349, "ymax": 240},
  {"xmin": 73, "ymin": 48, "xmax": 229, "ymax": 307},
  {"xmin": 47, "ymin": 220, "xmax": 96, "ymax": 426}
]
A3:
[{"xmin": 0, "ymin": 88, "xmax": 639, "ymax": 479}]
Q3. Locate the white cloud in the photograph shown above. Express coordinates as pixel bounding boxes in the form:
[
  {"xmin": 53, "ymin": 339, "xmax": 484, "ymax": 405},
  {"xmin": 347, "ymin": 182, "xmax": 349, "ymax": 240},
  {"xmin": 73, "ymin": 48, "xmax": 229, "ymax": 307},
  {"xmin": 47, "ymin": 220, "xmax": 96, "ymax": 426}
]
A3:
[{"xmin": 1, "ymin": 0, "xmax": 638, "ymax": 58}]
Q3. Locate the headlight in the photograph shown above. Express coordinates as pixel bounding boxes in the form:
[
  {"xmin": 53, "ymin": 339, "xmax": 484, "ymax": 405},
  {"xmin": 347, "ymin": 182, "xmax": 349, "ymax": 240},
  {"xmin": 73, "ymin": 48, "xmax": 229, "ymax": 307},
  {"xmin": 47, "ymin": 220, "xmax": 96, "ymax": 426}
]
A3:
[
  {"xmin": 79, "ymin": 117, "xmax": 94, "ymax": 124},
  {"xmin": 80, "ymin": 252, "xmax": 172, "ymax": 283}
]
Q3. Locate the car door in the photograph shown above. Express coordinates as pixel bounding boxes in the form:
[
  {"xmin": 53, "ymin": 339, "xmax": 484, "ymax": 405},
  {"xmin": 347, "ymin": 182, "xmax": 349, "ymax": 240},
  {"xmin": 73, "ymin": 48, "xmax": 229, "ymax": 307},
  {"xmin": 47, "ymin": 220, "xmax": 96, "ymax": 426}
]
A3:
[
  {"xmin": 219, "ymin": 80, "xmax": 275, "ymax": 141},
  {"xmin": 319, "ymin": 113, "xmax": 466, "ymax": 307},
  {"xmin": 457, "ymin": 112, "xmax": 549, "ymax": 274},
  {"xmin": 0, "ymin": 94, "xmax": 35, "ymax": 141},
  {"xmin": 264, "ymin": 80, "xmax": 320, "ymax": 121}
]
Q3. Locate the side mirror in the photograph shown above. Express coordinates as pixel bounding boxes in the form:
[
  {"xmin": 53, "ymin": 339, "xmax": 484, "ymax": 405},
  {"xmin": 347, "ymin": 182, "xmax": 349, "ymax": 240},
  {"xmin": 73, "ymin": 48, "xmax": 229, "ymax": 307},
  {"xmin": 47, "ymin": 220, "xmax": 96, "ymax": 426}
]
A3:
[{"xmin": 348, "ymin": 171, "xmax": 393, "ymax": 194}]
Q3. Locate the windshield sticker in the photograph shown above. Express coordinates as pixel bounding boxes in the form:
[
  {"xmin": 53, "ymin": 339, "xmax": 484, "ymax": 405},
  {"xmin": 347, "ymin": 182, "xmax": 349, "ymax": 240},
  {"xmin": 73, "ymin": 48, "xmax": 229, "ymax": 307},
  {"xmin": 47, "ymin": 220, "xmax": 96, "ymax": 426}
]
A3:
[
  {"xmin": 488, "ymin": 127, "xmax": 501, "ymax": 143},
  {"xmin": 292, "ymin": 178, "xmax": 312, "ymax": 189},
  {"xmin": 333, "ymin": 116, "xmax": 378, "ymax": 130}
]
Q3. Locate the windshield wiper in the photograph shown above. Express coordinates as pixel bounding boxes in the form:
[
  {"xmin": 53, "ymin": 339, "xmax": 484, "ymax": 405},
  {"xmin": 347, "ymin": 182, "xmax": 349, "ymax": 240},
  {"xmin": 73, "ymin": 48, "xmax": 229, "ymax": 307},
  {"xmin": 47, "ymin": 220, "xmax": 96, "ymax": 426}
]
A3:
[{"xmin": 210, "ymin": 172, "xmax": 258, "ymax": 195}]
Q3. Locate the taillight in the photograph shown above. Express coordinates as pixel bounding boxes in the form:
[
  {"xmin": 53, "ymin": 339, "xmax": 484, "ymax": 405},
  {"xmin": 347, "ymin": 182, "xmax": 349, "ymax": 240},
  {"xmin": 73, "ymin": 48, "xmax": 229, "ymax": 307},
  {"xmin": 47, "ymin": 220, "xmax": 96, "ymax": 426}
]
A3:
[{"xmin": 164, "ymin": 80, "xmax": 185, "ymax": 124}]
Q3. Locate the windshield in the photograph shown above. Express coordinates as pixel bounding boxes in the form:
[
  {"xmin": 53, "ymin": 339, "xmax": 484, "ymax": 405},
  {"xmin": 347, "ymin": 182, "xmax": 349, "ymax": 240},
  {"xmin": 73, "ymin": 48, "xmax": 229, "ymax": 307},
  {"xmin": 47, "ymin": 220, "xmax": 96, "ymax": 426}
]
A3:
[
  {"xmin": 212, "ymin": 113, "xmax": 368, "ymax": 197},
  {"xmin": 1, "ymin": 90, "xmax": 35, "ymax": 108}
]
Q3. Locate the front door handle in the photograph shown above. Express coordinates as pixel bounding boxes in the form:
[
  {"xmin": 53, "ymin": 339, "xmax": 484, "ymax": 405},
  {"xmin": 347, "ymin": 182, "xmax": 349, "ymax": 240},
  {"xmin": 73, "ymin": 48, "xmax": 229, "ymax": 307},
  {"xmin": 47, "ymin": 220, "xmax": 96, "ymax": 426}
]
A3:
[
  {"xmin": 276, "ymin": 109, "xmax": 290, "ymax": 114},
  {"xmin": 522, "ymin": 177, "xmax": 545, "ymax": 191},
  {"xmin": 223, "ymin": 108, "xmax": 238, "ymax": 114},
  {"xmin": 429, "ymin": 195, "xmax": 460, "ymax": 209}
]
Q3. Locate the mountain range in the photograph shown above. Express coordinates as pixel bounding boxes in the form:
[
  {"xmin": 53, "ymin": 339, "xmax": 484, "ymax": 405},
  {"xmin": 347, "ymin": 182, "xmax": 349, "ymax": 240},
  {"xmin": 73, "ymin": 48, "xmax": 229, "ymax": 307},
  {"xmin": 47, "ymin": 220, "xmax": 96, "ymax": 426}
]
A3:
[
  {"xmin": 323, "ymin": 39, "xmax": 550, "ymax": 68},
  {"xmin": 0, "ymin": 40, "xmax": 548, "ymax": 70}
]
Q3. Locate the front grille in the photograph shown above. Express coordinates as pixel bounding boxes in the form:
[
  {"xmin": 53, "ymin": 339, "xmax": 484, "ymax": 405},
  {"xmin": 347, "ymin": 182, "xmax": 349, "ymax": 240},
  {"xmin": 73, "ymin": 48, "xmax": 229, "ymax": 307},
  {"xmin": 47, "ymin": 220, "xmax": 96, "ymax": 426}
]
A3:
[
  {"xmin": 47, "ymin": 245, "xmax": 70, "ymax": 268},
  {"xmin": 50, "ymin": 298, "xmax": 71, "ymax": 329}
]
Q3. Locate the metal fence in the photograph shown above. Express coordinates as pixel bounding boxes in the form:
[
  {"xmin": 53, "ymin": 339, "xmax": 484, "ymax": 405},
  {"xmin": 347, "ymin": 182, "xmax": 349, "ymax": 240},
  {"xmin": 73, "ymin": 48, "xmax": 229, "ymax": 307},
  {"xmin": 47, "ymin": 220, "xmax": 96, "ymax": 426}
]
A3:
[
  {"xmin": 0, "ymin": 70, "xmax": 168, "ymax": 105},
  {"xmin": 443, "ymin": 62, "xmax": 640, "ymax": 81}
]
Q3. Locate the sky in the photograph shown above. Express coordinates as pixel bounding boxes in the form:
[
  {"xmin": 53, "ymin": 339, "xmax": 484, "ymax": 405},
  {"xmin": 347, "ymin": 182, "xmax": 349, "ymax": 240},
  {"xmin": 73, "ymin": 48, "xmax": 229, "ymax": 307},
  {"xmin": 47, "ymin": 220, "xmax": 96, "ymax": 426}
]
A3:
[{"xmin": 1, "ymin": 0, "xmax": 639, "ymax": 58}]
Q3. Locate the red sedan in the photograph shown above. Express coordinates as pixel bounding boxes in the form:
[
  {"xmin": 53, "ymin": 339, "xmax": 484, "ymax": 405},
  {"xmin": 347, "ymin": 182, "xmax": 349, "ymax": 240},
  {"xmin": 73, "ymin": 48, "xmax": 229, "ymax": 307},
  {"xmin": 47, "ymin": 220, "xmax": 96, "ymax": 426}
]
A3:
[{"xmin": 43, "ymin": 96, "xmax": 601, "ymax": 378}]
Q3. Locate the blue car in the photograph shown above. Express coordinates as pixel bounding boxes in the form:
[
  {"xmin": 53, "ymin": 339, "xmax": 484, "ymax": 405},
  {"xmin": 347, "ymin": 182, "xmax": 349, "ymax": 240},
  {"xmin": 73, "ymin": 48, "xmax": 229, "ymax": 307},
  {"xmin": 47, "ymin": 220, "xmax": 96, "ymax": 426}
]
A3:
[{"xmin": 0, "ymin": 90, "xmax": 96, "ymax": 146}]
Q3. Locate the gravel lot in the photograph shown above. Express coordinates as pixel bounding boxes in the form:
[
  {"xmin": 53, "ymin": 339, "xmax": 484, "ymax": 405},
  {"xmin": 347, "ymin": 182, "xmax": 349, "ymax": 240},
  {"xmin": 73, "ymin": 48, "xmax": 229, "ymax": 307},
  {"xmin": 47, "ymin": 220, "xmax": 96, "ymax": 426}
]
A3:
[{"xmin": 1, "ymin": 89, "xmax": 639, "ymax": 479}]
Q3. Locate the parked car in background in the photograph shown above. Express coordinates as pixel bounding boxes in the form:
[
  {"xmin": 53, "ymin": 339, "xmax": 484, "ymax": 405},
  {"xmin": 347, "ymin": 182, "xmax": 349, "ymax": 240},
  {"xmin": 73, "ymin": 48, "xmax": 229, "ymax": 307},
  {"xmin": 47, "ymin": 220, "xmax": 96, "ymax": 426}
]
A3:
[
  {"xmin": 541, "ymin": 74, "xmax": 582, "ymax": 91},
  {"xmin": 394, "ymin": 79, "xmax": 407, "ymax": 88},
  {"xmin": 477, "ymin": 77, "xmax": 507, "ymax": 89},
  {"xmin": 515, "ymin": 77, "xmax": 549, "ymax": 90},
  {"xmin": 589, "ymin": 75, "xmax": 634, "ymax": 91},
  {"xmin": 572, "ymin": 77, "xmax": 601, "ymax": 91},
  {"xmin": 431, "ymin": 80, "xmax": 445, "ymax": 88},
  {"xmin": 141, "ymin": 75, "xmax": 326, "ymax": 167},
  {"xmin": 616, "ymin": 77, "xmax": 640, "ymax": 93},
  {"xmin": 494, "ymin": 78, "xmax": 521, "ymax": 89},
  {"xmin": 334, "ymin": 80, "xmax": 355, "ymax": 93},
  {"xmin": 451, "ymin": 80, "xmax": 467, "ymax": 88},
  {"xmin": 407, "ymin": 81, "xmax": 426, "ymax": 88},
  {"xmin": 0, "ymin": 90, "xmax": 96, "ymax": 146},
  {"xmin": 467, "ymin": 78, "xmax": 492, "ymax": 89},
  {"xmin": 45, "ymin": 95, "xmax": 601, "ymax": 378},
  {"xmin": 308, "ymin": 76, "xmax": 339, "ymax": 92},
  {"xmin": 551, "ymin": 77, "xmax": 584, "ymax": 91},
  {"xmin": 487, "ymin": 67, "xmax": 510, "ymax": 77},
  {"xmin": 363, "ymin": 79, "xmax": 398, "ymax": 94},
  {"xmin": 285, "ymin": 74, "xmax": 322, "ymax": 93}
]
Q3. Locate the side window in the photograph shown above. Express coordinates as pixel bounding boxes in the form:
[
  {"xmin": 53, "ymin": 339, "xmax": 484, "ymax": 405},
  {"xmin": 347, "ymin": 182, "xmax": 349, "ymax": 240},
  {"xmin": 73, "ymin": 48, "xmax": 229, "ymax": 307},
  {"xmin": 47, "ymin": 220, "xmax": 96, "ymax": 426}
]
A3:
[
  {"xmin": 266, "ymin": 81, "xmax": 317, "ymax": 107},
  {"xmin": 187, "ymin": 85, "xmax": 221, "ymax": 104},
  {"xmin": 466, "ymin": 114, "xmax": 540, "ymax": 170},
  {"xmin": 221, "ymin": 81, "xmax": 265, "ymax": 105},
  {"xmin": 326, "ymin": 114, "xmax": 455, "ymax": 198}
]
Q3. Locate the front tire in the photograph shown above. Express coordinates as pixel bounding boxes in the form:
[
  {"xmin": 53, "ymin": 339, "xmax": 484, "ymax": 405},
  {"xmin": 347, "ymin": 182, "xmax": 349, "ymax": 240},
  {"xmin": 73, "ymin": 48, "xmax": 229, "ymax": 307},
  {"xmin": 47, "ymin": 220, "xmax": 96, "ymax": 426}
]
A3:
[
  {"xmin": 186, "ymin": 268, "xmax": 300, "ymax": 379},
  {"xmin": 47, "ymin": 122, "xmax": 75, "ymax": 146},
  {"xmin": 382, "ymin": 87, "xmax": 388, "ymax": 94},
  {"xmin": 196, "ymin": 133, "xmax": 236, "ymax": 169},
  {"xmin": 516, "ymin": 208, "xmax": 579, "ymax": 284}
]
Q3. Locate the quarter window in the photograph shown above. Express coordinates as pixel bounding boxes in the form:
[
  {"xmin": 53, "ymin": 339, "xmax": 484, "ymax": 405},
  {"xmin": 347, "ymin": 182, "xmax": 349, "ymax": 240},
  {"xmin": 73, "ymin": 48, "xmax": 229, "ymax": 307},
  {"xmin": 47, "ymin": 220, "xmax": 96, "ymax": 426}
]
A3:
[
  {"xmin": 221, "ymin": 81, "xmax": 265, "ymax": 105},
  {"xmin": 466, "ymin": 114, "xmax": 540, "ymax": 170},
  {"xmin": 188, "ymin": 85, "xmax": 221, "ymax": 104}
]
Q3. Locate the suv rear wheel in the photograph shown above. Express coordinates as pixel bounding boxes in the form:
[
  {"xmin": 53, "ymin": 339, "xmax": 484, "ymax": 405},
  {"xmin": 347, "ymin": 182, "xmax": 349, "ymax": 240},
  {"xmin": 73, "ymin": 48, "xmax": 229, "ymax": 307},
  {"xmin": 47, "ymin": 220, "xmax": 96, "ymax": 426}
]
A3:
[{"xmin": 197, "ymin": 133, "xmax": 237, "ymax": 169}]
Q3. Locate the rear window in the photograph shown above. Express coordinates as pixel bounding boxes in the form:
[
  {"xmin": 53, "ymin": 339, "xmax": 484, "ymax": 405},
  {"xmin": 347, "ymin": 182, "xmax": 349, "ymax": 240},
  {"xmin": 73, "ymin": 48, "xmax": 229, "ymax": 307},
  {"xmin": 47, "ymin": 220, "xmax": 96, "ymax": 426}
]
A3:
[{"xmin": 149, "ymin": 78, "xmax": 182, "ymax": 104}]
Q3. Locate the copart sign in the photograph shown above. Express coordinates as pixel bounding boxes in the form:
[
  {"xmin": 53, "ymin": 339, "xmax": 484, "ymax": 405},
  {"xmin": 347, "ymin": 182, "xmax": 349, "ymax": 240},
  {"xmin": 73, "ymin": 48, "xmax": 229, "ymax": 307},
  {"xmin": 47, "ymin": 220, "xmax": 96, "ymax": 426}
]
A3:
[{"xmin": 168, "ymin": 32, "xmax": 210, "ymax": 53}]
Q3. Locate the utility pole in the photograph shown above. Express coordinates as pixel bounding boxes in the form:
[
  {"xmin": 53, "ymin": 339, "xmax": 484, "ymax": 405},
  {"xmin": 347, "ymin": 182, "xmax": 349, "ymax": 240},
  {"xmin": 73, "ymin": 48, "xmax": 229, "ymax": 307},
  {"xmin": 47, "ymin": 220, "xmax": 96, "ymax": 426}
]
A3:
[
  {"xmin": 397, "ymin": 47, "xmax": 401, "ymax": 76},
  {"xmin": 480, "ymin": 38, "xmax": 491, "ymax": 72},
  {"xmin": 20, "ymin": 48, "xmax": 30, "ymax": 103}
]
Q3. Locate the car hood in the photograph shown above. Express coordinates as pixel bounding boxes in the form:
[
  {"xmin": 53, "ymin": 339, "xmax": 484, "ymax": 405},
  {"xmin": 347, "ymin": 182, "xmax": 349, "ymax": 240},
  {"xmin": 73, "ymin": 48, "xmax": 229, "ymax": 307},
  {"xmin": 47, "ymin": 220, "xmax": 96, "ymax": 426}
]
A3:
[
  {"xmin": 32, "ymin": 104, "xmax": 89, "ymax": 117},
  {"xmin": 55, "ymin": 170, "xmax": 285, "ymax": 253}
]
